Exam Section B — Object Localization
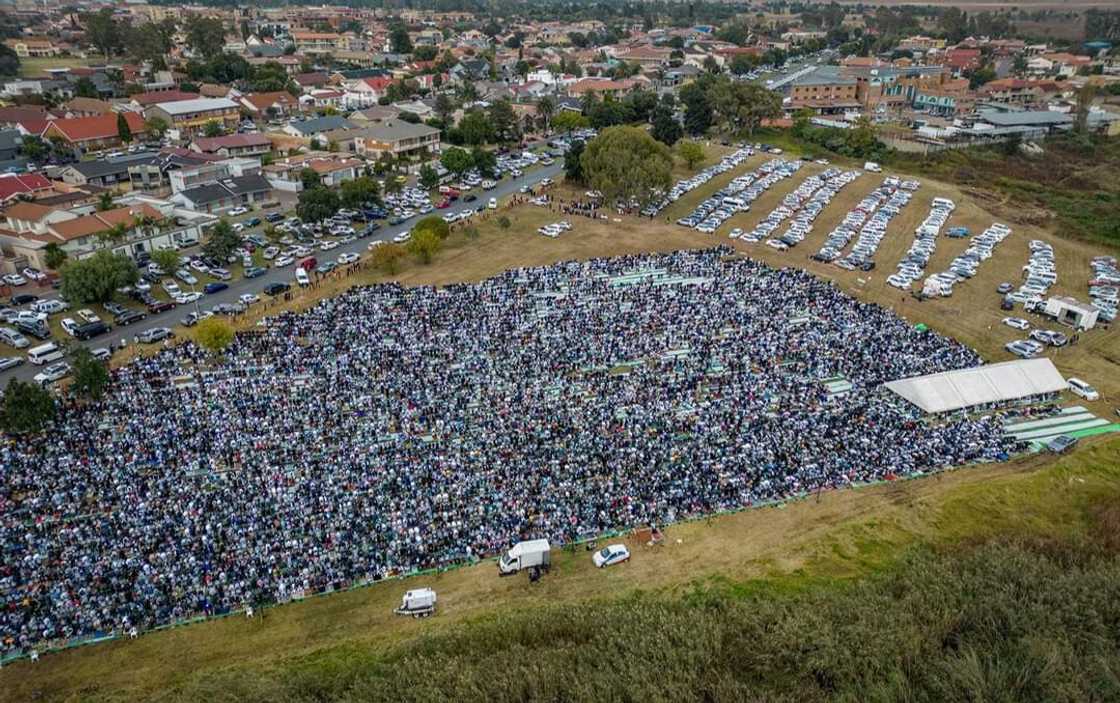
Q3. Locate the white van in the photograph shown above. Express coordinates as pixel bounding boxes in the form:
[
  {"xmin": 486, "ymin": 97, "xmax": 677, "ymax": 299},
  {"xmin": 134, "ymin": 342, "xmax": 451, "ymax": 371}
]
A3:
[
  {"xmin": 295, "ymin": 267, "xmax": 310, "ymax": 287},
  {"xmin": 1067, "ymin": 377, "xmax": 1100, "ymax": 401},
  {"xmin": 864, "ymin": 161, "xmax": 882, "ymax": 173},
  {"xmin": 28, "ymin": 342, "xmax": 64, "ymax": 365}
]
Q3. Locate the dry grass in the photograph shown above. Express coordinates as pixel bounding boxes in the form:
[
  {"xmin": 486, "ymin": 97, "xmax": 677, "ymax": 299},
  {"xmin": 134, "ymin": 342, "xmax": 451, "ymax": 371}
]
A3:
[{"xmin": 8, "ymin": 151, "xmax": 1120, "ymax": 701}]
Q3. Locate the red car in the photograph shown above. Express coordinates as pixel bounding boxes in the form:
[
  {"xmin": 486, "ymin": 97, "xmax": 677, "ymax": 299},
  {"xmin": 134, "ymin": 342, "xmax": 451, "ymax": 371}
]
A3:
[{"xmin": 436, "ymin": 198, "xmax": 451, "ymax": 209}]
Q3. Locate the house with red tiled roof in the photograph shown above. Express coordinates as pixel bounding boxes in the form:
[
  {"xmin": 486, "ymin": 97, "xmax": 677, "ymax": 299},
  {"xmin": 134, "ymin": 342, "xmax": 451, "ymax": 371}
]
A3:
[
  {"xmin": 130, "ymin": 90, "xmax": 201, "ymax": 108},
  {"xmin": 190, "ymin": 133, "xmax": 272, "ymax": 158},
  {"xmin": 343, "ymin": 75, "xmax": 395, "ymax": 108},
  {"xmin": 239, "ymin": 91, "xmax": 303, "ymax": 117},
  {"xmin": 942, "ymin": 48, "xmax": 982, "ymax": 75},
  {"xmin": 293, "ymin": 72, "xmax": 330, "ymax": 91},
  {"xmin": 0, "ymin": 173, "xmax": 53, "ymax": 203},
  {"xmin": 41, "ymin": 113, "xmax": 148, "ymax": 152},
  {"xmin": 566, "ymin": 77, "xmax": 643, "ymax": 98}
]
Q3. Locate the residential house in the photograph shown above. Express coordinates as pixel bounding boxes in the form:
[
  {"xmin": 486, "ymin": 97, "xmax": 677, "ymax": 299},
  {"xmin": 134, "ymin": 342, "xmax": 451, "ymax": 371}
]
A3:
[
  {"xmin": 190, "ymin": 133, "xmax": 272, "ymax": 158},
  {"xmin": 0, "ymin": 172, "xmax": 52, "ymax": 203},
  {"xmin": 566, "ymin": 77, "xmax": 642, "ymax": 98},
  {"xmin": 263, "ymin": 153, "xmax": 360, "ymax": 192},
  {"xmin": 130, "ymin": 90, "xmax": 201, "ymax": 109},
  {"xmin": 170, "ymin": 174, "xmax": 273, "ymax": 214},
  {"xmin": 60, "ymin": 97, "xmax": 114, "ymax": 118},
  {"xmin": 303, "ymin": 89, "xmax": 346, "ymax": 110},
  {"xmin": 293, "ymin": 72, "xmax": 330, "ymax": 92},
  {"xmin": 343, "ymin": 75, "xmax": 395, "ymax": 108},
  {"xmin": 240, "ymin": 91, "xmax": 303, "ymax": 118},
  {"xmin": 168, "ymin": 158, "xmax": 262, "ymax": 194},
  {"xmin": 144, "ymin": 98, "xmax": 241, "ymax": 138},
  {"xmin": 3, "ymin": 37, "xmax": 60, "ymax": 58},
  {"xmin": 350, "ymin": 119, "xmax": 440, "ymax": 159},
  {"xmin": 282, "ymin": 115, "xmax": 356, "ymax": 142},
  {"xmin": 41, "ymin": 113, "xmax": 148, "ymax": 154},
  {"xmin": 55, "ymin": 151, "xmax": 160, "ymax": 188}
]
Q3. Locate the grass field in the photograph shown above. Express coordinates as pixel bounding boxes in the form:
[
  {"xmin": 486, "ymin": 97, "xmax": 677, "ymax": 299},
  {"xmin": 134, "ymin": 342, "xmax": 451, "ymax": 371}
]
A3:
[
  {"xmin": 6, "ymin": 145, "xmax": 1120, "ymax": 700},
  {"xmin": 17, "ymin": 56, "xmax": 94, "ymax": 78}
]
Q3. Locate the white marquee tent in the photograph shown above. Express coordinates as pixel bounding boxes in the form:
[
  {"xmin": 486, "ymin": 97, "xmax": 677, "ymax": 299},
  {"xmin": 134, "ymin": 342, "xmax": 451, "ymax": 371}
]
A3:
[{"xmin": 884, "ymin": 358, "xmax": 1067, "ymax": 415}]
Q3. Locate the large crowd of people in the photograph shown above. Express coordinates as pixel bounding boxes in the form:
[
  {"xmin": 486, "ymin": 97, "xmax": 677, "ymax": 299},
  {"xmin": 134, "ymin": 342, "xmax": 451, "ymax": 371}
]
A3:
[{"xmin": 0, "ymin": 247, "xmax": 1022, "ymax": 655}]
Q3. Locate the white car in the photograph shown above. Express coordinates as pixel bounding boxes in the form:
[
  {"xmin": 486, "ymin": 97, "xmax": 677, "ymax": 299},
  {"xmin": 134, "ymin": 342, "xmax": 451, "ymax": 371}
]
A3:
[
  {"xmin": 189, "ymin": 260, "xmax": 210, "ymax": 273},
  {"xmin": 393, "ymin": 232, "xmax": 411, "ymax": 243},
  {"xmin": 338, "ymin": 252, "xmax": 359, "ymax": 265},
  {"xmin": 729, "ymin": 228, "xmax": 743, "ymax": 239},
  {"xmin": 175, "ymin": 292, "xmax": 202, "ymax": 304},
  {"xmin": 1002, "ymin": 317, "xmax": 1030, "ymax": 331},
  {"xmin": 176, "ymin": 269, "xmax": 198, "ymax": 285},
  {"xmin": 367, "ymin": 240, "xmax": 384, "ymax": 251},
  {"xmin": 295, "ymin": 267, "xmax": 311, "ymax": 287},
  {"xmin": 3, "ymin": 274, "xmax": 27, "ymax": 286},
  {"xmin": 320, "ymin": 239, "xmax": 340, "ymax": 251},
  {"xmin": 274, "ymin": 255, "xmax": 295, "ymax": 267},
  {"xmin": 77, "ymin": 308, "xmax": 101, "ymax": 324},
  {"xmin": 227, "ymin": 206, "xmax": 249, "ymax": 216},
  {"xmin": 592, "ymin": 544, "xmax": 631, "ymax": 568},
  {"xmin": 60, "ymin": 317, "xmax": 80, "ymax": 336},
  {"xmin": 238, "ymin": 293, "xmax": 260, "ymax": 306},
  {"xmin": 34, "ymin": 362, "xmax": 70, "ymax": 386},
  {"xmin": 1068, "ymin": 377, "xmax": 1100, "ymax": 401},
  {"xmin": 22, "ymin": 267, "xmax": 46, "ymax": 281},
  {"xmin": 263, "ymin": 246, "xmax": 280, "ymax": 260}
]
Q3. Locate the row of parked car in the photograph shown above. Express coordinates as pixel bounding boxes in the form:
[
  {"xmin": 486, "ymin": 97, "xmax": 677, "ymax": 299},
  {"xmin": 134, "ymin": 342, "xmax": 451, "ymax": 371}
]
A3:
[
  {"xmin": 922, "ymin": 223, "xmax": 1013, "ymax": 299},
  {"xmin": 1088, "ymin": 256, "xmax": 1119, "ymax": 323},
  {"xmin": 537, "ymin": 221, "xmax": 573, "ymax": 238},
  {"xmin": 745, "ymin": 169, "xmax": 860, "ymax": 250},
  {"xmin": 887, "ymin": 197, "xmax": 955, "ymax": 290},
  {"xmin": 642, "ymin": 147, "xmax": 755, "ymax": 217},
  {"xmin": 813, "ymin": 177, "xmax": 919, "ymax": 270},
  {"xmin": 678, "ymin": 160, "xmax": 803, "ymax": 234},
  {"xmin": 1011, "ymin": 240, "xmax": 1058, "ymax": 306}
]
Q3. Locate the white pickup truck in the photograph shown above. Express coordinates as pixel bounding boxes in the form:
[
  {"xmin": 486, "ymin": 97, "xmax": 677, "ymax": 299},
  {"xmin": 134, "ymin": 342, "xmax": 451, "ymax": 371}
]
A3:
[{"xmin": 498, "ymin": 539, "xmax": 551, "ymax": 576}]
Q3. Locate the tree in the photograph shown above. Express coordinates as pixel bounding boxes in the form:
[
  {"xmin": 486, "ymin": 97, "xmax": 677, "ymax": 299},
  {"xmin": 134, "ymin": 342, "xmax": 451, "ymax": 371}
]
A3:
[
  {"xmin": 497, "ymin": 215, "xmax": 511, "ymax": 230},
  {"xmin": 709, "ymin": 80, "xmax": 781, "ymax": 137},
  {"xmin": 441, "ymin": 146, "xmax": 474, "ymax": 176},
  {"xmin": 730, "ymin": 54, "xmax": 759, "ymax": 76},
  {"xmin": 203, "ymin": 120, "xmax": 224, "ymax": 138},
  {"xmin": 340, "ymin": 176, "xmax": 380, "ymax": 208},
  {"xmin": 488, "ymin": 99, "xmax": 520, "ymax": 144},
  {"xmin": 650, "ymin": 103, "xmax": 683, "ymax": 146},
  {"xmin": 371, "ymin": 243, "xmax": 405, "ymax": 274},
  {"xmin": 564, "ymin": 139, "xmax": 586, "ymax": 182},
  {"xmin": 536, "ymin": 96, "xmax": 556, "ymax": 133},
  {"xmin": 0, "ymin": 44, "xmax": 20, "ymax": 77},
  {"xmin": 18, "ymin": 135, "xmax": 46, "ymax": 161},
  {"xmin": 195, "ymin": 317, "xmax": 235, "ymax": 354},
  {"xmin": 296, "ymin": 187, "xmax": 340, "ymax": 223},
  {"xmin": 703, "ymin": 56, "xmax": 722, "ymax": 74},
  {"xmin": 471, "ymin": 147, "xmax": 497, "ymax": 178},
  {"xmin": 144, "ymin": 116, "xmax": 169, "ymax": 139},
  {"xmin": 202, "ymin": 220, "xmax": 242, "ymax": 261},
  {"xmin": 97, "ymin": 192, "xmax": 115, "ymax": 211},
  {"xmin": 418, "ymin": 164, "xmax": 440, "ymax": 190},
  {"xmin": 150, "ymin": 248, "xmax": 180, "ymax": 274},
  {"xmin": 299, "ymin": 168, "xmax": 322, "ymax": 191},
  {"xmin": 407, "ymin": 228, "xmax": 441, "ymax": 264},
  {"xmin": 434, "ymin": 94, "xmax": 456, "ymax": 123},
  {"xmin": 413, "ymin": 215, "xmax": 451, "ymax": 240},
  {"xmin": 413, "ymin": 45, "xmax": 438, "ymax": 61},
  {"xmin": 74, "ymin": 77, "xmax": 99, "ymax": 99},
  {"xmin": 0, "ymin": 379, "xmax": 55, "ymax": 434},
  {"xmin": 59, "ymin": 250, "xmax": 138, "ymax": 304},
  {"xmin": 116, "ymin": 112, "xmax": 133, "ymax": 144},
  {"xmin": 458, "ymin": 109, "xmax": 496, "ymax": 145},
  {"xmin": 186, "ymin": 16, "xmax": 227, "ymax": 61},
  {"xmin": 70, "ymin": 347, "xmax": 110, "ymax": 400},
  {"xmin": 553, "ymin": 111, "xmax": 589, "ymax": 136},
  {"xmin": 677, "ymin": 141, "xmax": 706, "ymax": 169},
  {"xmin": 580, "ymin": 126, "xmax": 672, "ymax": 208},
  {"xmin": 679, "ymin": 79, "xmax": 714, "ymax": 135},
  {"xmin": 389, "ymin": 24, "xmax": 413, "ymax": 54},
  {"xmin": 44, "ymin": 243, "xmax": 68, "ymax": 271},
  {"xmin": 83, "ymin": 8, "xmax": 121, "ymax": 59}
]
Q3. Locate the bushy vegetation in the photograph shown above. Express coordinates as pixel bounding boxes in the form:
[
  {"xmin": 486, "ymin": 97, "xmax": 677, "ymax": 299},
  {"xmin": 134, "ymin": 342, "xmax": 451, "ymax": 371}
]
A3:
[
  {"xmin": 792, "ymin": 112, "xmax": 892, "ymax": 162},
  {"xmin": 156, "ymin": 535, "xmax": 1120, "ymax": 703},
  {"xmin": 894, "ymin": 135, "xmax": 1120, "ymax": 247}
]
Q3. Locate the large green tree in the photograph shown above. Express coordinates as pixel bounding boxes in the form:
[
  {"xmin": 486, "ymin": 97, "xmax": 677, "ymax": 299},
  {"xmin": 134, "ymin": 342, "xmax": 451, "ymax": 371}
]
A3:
[
  {"xmin": 83, "ymin": 8, "xmax": 121, "ymax": 59},
  {"xmin": 0, "ymin": 379, "xmax": 55, "ymax": 434},
  {"xmin": 419, "ymin": 163, "xmax": 440, "ymax": 190},
  {"xmin": 487, "ymin": 99, "xmax": 520, "ymax": 144},
  {"xmin": 406, "ymin": 228, "xmax": 441, "ymax": 264},
  {"xmin": 296, "ymin": 186, "xmax": 341, "ymax": 223},
  {"xmin": 581, "ymin": 127, "xmax": 672, "ymax": 208},
  {"xmin": 202, "ymin": 219, "xmax": 242, "ymax": 261},
  {"xmin": 70, "ymin": 347, "xmax": 110, "ymax": 400},
  {"xmin": 186, "ymin": 16, "xmax": 227, "ymax": 60},
  {"xmin": 441, "ymin": 146, "xmax": 474, "ymax": 176},
  {"xmin": 59, "ymin": 250, "xmax": 138, "ymax": 304},
  {"xmin": 709, "ymin": 80, "xmax": 782, "ymax": 137},
  {"xmin": 564, "ymin": 139, "xmax": 586, "ymax": 182},
  {"xmin": 650, "ymin": 102, "xmax": 683, "ymax": 146},
  {"xmin": 340, "ymin": 176, "xmax": 380, "ymax": 208}
]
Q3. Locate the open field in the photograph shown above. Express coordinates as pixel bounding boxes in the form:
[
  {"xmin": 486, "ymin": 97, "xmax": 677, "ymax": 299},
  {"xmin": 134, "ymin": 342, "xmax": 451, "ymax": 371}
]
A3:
[
  {"xmin": 17, "ymin": 56, "xmax": 95, "ymax": 78},
  {"xmin": 6, "ymin": 145, "xmax": 1120, "ymax": 700}
]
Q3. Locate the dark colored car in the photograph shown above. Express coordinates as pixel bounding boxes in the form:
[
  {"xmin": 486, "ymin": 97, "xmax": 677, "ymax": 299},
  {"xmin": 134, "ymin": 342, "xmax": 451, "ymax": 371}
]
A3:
[
  {"xmin": 244, "ymin": 266, "xmax": 267, "ymax": 278},
  {"xmin": 463, "ymin": 194, "xmax": 478, "ymax": 202},
  {"xmin": 16, "ymin": 319, "xmax": 51, "ymax": 340},
  {"xmin": 10, "ymin": 294, "xmax": 38, "ymax": 306},
  {"xmin": 266, "ymin": 212, "xmax": 285, "ymax": 223},
  {"xmin": 147, "ymin": 300, "xmax": 177, "ymax": 314},
  {"xmin": 246, "ymin": 217, "xmax": 262, "ymax": 227},
  {"xmin": 74, "ymin": 321, "xmax": 111, "ymax": 340},
  {"xmin": 204, "ymin": 282, "xmax": 229, "ymax": 294},
  {"xmin": 264, "ymin": 282, "xmax": 290, "ymax": 296},
  {"xmin": 114, "ymin": 309, "xmax": 147, "ymax": 326}
]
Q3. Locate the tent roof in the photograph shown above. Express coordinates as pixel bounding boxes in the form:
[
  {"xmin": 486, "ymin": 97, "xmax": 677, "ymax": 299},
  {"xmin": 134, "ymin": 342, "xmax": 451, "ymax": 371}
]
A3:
[{"xmin": 883, "ymin": 358, "xmax": 1066, "ymax": 414}]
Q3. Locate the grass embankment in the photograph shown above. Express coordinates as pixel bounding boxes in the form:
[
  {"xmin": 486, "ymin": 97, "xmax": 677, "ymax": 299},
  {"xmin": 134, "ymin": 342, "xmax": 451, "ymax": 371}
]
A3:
[{"xmin": 893, "ymin": 135, "xmax": 1120, "ymax": 250}]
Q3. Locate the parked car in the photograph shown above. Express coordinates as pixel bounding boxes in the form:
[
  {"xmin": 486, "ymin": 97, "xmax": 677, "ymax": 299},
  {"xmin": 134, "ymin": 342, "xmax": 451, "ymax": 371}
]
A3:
[
  {"xmin": 203, "ymin": 282, "xmax": 229, "ymax": 294},
  {"xmin": 0, "ymin": 327, "xmax": 30, "ymax": 349},
  {"xmin": 0, "ymin": 356, "xmax": 23, "ymax": 371},
  {"xmin": 1001, "ymin": 317, "xmax": 1030, "ymax": 331},
  {"xmin": 181, "ymin": 311, "xmax": 214, "ymax": 327},
  {"xmin": 114, "ymin": 309, "xmax": 147, "ymax": 326},
  {"xmin": 33, "ymin": 362, "xmax": 70, "ymax": 386},
  {"xmin": 138, "ymin": 327, "xmax": 172, "ymax": 344},
  {"xmin": 74, "ymin": 321, "xmax": 111, "ymax": 341},
  {"xmin": 263, "ymin": 282, "xmax": 290, "ymax": 296},
  {"xmin": 592, "ymin": 544, "xmax": 631, "ymax": 568},
  {"xmin": 1067, "ymin": 377, "xmax": 1100, "ymax": 401}
]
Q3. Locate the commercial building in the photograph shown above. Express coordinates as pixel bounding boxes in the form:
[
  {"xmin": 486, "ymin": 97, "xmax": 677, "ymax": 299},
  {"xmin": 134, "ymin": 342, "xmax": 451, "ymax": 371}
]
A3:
[{"xmin": 144, "ymin": 98, "xmax": 241, "ymax": 138}]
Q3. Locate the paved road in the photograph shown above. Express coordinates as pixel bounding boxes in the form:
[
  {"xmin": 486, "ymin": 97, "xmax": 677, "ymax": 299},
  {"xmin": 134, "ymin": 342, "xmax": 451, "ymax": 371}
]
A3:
[{"xmin": 3, "ymin": 160, "xmax": 565, "ymax": 385}]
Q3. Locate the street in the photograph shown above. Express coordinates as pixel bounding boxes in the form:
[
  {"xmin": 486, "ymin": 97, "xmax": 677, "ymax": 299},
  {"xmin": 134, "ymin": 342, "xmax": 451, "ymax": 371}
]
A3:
[{"xmin": 2, "ymin": 159, "xmax": 565, "ymax": 385}]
